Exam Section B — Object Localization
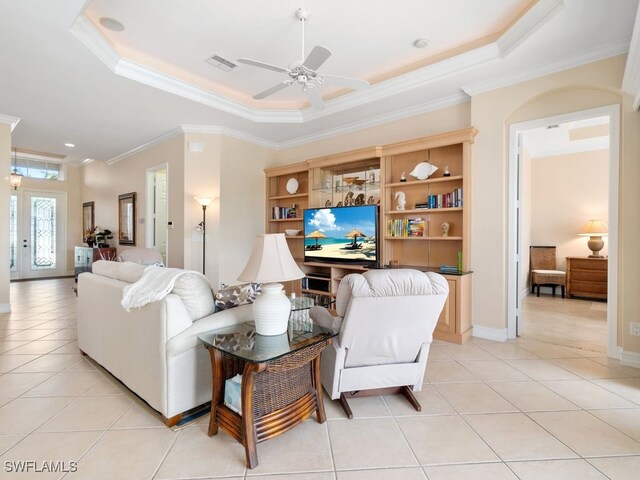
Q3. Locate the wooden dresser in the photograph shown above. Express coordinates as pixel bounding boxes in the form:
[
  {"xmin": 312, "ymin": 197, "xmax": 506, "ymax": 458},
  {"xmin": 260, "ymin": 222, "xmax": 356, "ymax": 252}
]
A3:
[{"xmin": 565, "ymin": 257, "xmax": 607, "ymax": 300}]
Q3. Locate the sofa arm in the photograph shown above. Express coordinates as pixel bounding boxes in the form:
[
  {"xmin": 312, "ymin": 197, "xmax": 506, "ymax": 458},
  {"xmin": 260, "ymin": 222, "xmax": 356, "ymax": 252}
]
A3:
[{"xmin": 166, "ymin": 304, "xmax": 254, "ymax": 357}]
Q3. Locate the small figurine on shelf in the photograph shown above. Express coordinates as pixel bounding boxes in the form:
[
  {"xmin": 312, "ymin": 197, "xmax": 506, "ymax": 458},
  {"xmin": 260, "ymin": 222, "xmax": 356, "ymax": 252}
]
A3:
[
  {"xmin": 325, "ymin": 199, "xmax": 332, "ymax": 207},
  {"xmin": 395, "ymin": 191, "xmax": 406, "ymax": 211},
  {"xmin": 441, "ymin": 221, "xmax": 450, "ymax": 237},
  {"xmin": 369, "ymin": 171, "xmax": 376, "ymax": 184},
  {"xmin": 287, "ymin": 204, "xmax": 297, "ymax": 218},
  {"xmin": 366, "ymin": 195, "xmax": 375, "ymax": 204},
  {"xmin": 443, "ymin": 165, "xmax": 451, "ymax": 177},
  {"xmin": 400, "ymin": 172, "xmax": 407, "ymax": 182}
]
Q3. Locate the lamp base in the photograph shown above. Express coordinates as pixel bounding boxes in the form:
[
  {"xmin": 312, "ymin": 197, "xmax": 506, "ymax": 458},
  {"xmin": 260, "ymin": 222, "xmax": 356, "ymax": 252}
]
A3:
[
  {"xmin": 587, "ymin": 236, "xmax": 604, "ymax": 258},
  {"xmin": 252, "ymin": 283, "xmax": 292, "ymax": 336}
]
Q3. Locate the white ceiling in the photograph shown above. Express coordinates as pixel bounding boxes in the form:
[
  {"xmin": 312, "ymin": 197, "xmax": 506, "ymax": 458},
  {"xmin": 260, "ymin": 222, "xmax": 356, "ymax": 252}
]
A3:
[
  {"xmin": 0, "ymin": 0, "xmax": 638, "ymax": 165},
  {"xmin": 523, "ymin": 115, "xmax": 610, "ymax": 158}
]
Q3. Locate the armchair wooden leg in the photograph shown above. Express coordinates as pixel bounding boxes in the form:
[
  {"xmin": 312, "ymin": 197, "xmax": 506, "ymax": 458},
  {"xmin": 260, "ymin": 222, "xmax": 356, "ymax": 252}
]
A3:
[
  {"xmin": 536, "ymin": 285, "xmax": 540, "ymax": 297},
  {"xmin": 561, "ymin": 285, "xmax": 565, "ymax": 298},
  {"xmin": 552, "ymin": 286, "xmax": 556, "ymax": 297},
  {"xmin": 401, "ymin": 386, "xmax": 422, "ymax": 412},
  {"xmin": 338, "ymin": 393, "xmax": 353, "ymax": 419}
]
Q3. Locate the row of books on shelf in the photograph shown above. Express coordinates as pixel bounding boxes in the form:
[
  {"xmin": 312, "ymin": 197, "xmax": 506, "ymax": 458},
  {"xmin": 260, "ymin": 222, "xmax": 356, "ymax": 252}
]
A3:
[
  {"xmin": 387, "ymin": 218, "xmax": 426, "ymax": 237},
  {"xmin": 271, "ymin": 206, "xmax": 298, "ymax": 219},
  {"xmin": 301, "ymin": 293, "xmax": 332, "ymax": 308},
  {"xmin": 415, "ymin": 189, "xmax": 463, "ymax": 209}
]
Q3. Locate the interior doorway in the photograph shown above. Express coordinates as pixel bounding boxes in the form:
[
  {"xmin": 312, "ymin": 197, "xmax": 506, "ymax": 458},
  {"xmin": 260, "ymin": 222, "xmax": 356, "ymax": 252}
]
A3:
[
  {"xmin": 9, "ymin": 190, "xmax": 67, "ymax": 279},
  {"xmin": 146, "ymin": 164, "xmax": 169, "ymax": 265},
  {"xmin": 508, "ymin": 105, "xmax": 620, "ymax": 358}
]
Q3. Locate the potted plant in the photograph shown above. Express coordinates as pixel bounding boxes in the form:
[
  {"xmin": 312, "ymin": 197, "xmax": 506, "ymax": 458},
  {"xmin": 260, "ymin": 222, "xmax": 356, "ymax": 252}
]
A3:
[
  {"xmin": 84, "ymin": 228, "xmax": 96, "ymax": 248},
  {"xmin": 95, "ymin": 228, "xmax": 114, "ymax": 248}
]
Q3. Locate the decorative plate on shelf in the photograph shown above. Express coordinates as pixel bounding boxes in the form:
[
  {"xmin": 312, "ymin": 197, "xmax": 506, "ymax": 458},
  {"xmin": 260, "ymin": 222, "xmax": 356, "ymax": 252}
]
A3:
[{"xmin": 286, "ymin": 178, "xmax": 299, "ymax": 194}]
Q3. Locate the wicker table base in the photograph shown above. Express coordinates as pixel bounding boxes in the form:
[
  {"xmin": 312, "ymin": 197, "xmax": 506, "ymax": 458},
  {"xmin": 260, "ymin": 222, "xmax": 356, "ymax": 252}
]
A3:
[{"xmin": 203, "ymin": 338, "xmax": 331, "ymax": 468}]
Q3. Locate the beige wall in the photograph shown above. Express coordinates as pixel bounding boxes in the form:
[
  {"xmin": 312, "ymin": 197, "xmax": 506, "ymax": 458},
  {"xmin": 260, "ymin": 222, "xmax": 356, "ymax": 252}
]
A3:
[
  {"xmin": 0, "ymin": 123, "xmax": 10, "ymax": 311},
  {"xmin": 530, "ymin": 150, "xmax": 609, "ymax": 273},
  {"xmin": 80, "ymin": 134, "xmax": 185, "ymax": 267}
]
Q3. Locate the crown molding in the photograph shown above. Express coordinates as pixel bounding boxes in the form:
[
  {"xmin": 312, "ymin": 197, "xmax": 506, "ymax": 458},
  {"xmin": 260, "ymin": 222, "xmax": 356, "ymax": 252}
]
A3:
[
  {"xmin": 461, "ymin": 38, "xmax": 630, "ymax": 97},
  {"xmin": 180, "ymin": 125, "xmax": 280, "ymax": 149},
  {"xmin": 622, "ymin": 3, "xmax": 640, "ymax": 110},
  {"xmin": 0, "ymin": 114, "xmax": 21, "ymax": 131},
  {"xmin": 105, "ymin": 127, "xmax": 184, "ymax": 165}
]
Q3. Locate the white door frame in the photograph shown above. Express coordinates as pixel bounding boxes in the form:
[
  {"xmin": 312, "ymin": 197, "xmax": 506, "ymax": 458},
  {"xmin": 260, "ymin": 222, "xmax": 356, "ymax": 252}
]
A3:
[
  {"xmin": 146, "ymin": 163, "xmax": 169, "ymax": 263},
  {"xmin": 507, "ymin": 104, "xmax": 620, "ymax": 359},
  {"xmin": 16, "ymin": 189, "xmax": 68, "ymax": 279}
]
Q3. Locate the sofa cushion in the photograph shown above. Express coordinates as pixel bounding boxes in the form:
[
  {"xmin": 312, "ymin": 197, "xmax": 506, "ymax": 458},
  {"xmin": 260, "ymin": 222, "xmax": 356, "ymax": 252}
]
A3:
[
  {"xmin": 92, "ymin": 260, "xmax": 146, "ymax": 283},
  {"xmin": 172, "ymin": 273, "xmax": 216, "ymax": 320},
  {"xmin": 117, "ymin": 248, "xmax": 164, "ymax": 266},
  {"xmin": 215, "ymin": 283, "xmax": 262, "ymax": 311}
]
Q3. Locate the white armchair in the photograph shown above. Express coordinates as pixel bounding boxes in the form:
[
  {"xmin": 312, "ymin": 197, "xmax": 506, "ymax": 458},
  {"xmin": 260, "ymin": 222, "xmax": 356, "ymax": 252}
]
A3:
[{"xmin": 310, "ymin": 269, "xmax": 448, "ymax": 418}]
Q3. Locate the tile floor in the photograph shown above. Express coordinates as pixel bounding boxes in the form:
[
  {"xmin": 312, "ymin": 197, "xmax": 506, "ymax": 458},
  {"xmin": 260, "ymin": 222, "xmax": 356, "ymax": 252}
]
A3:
[{"xmin": 0, "ymin": 279, "xmax": 639, "ymax": 479}]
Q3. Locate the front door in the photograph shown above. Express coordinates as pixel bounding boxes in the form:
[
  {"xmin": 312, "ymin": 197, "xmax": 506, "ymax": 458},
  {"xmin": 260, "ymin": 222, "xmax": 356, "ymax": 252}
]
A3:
[{"xmin": 11, "ymin": 190, "xmax": 67, "ymax": 279}]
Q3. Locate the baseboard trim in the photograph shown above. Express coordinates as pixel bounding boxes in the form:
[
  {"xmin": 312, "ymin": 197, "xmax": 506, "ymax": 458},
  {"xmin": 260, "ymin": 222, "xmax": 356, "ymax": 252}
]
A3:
[
  {"xmin": 0, "ymin": 303, "xmax": 11, "ymax": 313},
  {"xmin": 472, "ymin": 325, "xmax": 508, "ymax": 342},
  {"xmin": 620, "ymin": 349, "xmax": 640, "ymax": 369}
]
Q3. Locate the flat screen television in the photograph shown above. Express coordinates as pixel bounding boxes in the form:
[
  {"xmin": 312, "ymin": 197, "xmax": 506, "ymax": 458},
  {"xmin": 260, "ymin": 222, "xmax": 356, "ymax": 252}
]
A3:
[{"xmin": 303, "ymin": 205, "xmax": 379, "ymax": 268}]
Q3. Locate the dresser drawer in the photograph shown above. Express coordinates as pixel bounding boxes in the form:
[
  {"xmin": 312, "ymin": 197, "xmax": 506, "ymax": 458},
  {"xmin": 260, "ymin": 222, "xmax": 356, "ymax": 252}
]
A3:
[
  {"xmin": 571, "ymin": 270, "xmax": 607, "ymax": 282},
  {"xmin": 570, "ymin": 281, "xmax": 607, "ymax": 295},
  {"xmin": 568, "ymin": 258, "xmax": 607, "ymax": 271}
]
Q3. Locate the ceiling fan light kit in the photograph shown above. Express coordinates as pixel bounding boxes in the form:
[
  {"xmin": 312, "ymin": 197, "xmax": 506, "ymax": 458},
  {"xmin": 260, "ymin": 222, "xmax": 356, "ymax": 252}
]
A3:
[{"xmin": 237, "ymin": 8, "xmax": 369, "ymax": 110}]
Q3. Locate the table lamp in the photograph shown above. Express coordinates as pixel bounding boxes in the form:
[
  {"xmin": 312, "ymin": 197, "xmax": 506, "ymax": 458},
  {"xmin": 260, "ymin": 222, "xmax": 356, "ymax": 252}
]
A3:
[
  {"xmin": 577, "ymin": 220, "xmax": 608, "ymax": 258},
  {"xmin": 238, "ymin": 234, "xmax": 304, "ymax": 335}
]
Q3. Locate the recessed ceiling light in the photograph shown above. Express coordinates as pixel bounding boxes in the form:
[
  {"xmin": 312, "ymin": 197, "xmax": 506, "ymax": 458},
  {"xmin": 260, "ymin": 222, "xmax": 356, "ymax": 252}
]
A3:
[
  {"xmin": 99, "ymin": 17, "xmax": 125, "ymax": 32},
  {"xmin": 65, "ymin": 143, "xmax": 75, "ymax": 148},
  {"xmin": 413, "ymin": 38, "xmax": 429, "ymax": 49}
]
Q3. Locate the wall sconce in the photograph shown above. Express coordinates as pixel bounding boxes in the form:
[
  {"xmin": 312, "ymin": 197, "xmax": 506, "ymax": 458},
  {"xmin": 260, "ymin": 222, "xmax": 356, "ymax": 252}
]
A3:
[
  {"xmin": 577, "ymin": 219, "xmax": 608, "ymax": 258},
  {"xmin": 9, "ymin": 148, "xmax": 23, "ymax": 190},
  {"xmin": 194, "ymin": 197, "xmax": 212, "ymax": 274}
]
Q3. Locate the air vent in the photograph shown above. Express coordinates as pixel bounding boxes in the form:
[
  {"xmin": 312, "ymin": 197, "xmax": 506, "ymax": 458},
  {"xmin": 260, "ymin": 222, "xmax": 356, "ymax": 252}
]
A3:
[
  {"xmin": 546, "ymin": 124, "xmax": 559, "ymax": 129},
  {"xmin": 205, "ymin": 54, "xmax": 237, "ymax": 72}
]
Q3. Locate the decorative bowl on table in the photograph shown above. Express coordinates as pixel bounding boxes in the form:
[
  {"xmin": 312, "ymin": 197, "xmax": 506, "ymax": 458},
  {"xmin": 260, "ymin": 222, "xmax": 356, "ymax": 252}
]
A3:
[{"xmin": 285, "ymin": 229, "xmax": 301, "ymax": 236}]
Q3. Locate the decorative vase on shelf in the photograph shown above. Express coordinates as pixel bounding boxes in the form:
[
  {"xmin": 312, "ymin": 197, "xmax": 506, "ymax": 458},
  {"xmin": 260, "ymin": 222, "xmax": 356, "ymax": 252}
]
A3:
[{"xmin": 86, "ymin": 240, "xmax": 95, "ymax": 248}]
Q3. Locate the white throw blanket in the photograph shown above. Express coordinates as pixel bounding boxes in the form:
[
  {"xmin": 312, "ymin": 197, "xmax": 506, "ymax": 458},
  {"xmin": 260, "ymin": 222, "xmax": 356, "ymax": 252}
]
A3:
[{"xmin": 121, "ymin": 266, "xmax": 201, "ymax": 311}]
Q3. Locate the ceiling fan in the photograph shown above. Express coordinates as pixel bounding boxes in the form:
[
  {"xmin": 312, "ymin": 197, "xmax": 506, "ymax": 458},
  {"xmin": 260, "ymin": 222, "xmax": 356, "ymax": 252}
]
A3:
[{"xmin": 237, "ymin": 8, "xmax": 369, "ymax": 110}]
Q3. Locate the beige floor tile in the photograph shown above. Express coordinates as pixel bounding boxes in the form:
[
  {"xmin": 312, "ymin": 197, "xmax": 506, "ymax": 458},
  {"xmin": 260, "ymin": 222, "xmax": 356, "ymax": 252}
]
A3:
[
  {"xmin": 426, "ymin": 346, "xmax": 454, "ymax": 360},
  {"xmin": 0, "ymin": 372, "xmax": 53, "ymax": 398},
  {"xmin": 38, "ymin": 394, "xmax": 132, "ymax": 432},
  {"xmin": 589, "ymin": 357, "xmax": 640, "ymax": 377},
  {"xmin": 82, "ymin": 377, "xmax": 128, "ymax": 395},
  {"xmin": 504, "ymin": 359, "xmax": 580, "ymax": 381},
  {"xmin": 326, "ymin": 395, "xmax": 391, "ymax": 419},
  {"xmin": 464, "ymin": 413, "xmax": 578, "ymax": 461},
  {"xmin": 0, "ymin": 354, "xmax": 40, "ymax": 373},
  {"xmin": 0, "ymin": 431, "xmax": 103, "ymax": 479},
  {"xmin": 591, "ymin": 378, "xmax": 640, "ymax": 404},
  {"xmin": 516, "ymin": 341, "xmax": 585, "ymax": 359},
  {"xmin": 4, "ymin": 329, "xmax": 56, "ymax": 341},
  {"xmin": 329, "ymin": 418, "xmax": 417, "ymax": 470},
  {"xmin": 383, "ymin": 384, "xmax": 454, "ymax": 416},
  {"xmin": 434, "ymin": 383, "xmax": 517, "ymax": 414},
  {"xmin": 540, "ymin": 380, "xmax": 636, "ymax": 409},
  {"xmin": 433, "ymin": 344, "xmax": 497, "ymax": 361},
  {"xmin": 112, "ymin": 402, "xmax": 167, "ymax": 429},
  {"xmin": 459, "ymin": 360, "xmax": 530, "ymax": 381},
  {"xmin": 64, "ymin": 357, "xmax": 98, "ymax": 372},
  {"xmin": 73, "ymin": 428, "xmax": 177, "ymax": 480},
  {"xmin": 588, "ymin": 409, "xmax": 640, "ymax": 442},
  {"xmin": 475, "ymin": 343, "xmax": 538, "ymax": 360},
  {"xmin": 322, "ymin": 392, "xmax": 350, "ymax": 419},
  {"xmin": 262, "ymin": 474, "xmax": 336, "ymax": 480},
  {"xmin": 6, "ymin": 340, "xmax": 71, "ymax": 355},
  {"xmin": 0, "ymin": 341, "xmax": 31, "ymax": 353},
  {"xmin": 12, "ymin": 354, "xmax": 83, "ymax": 373},
  {"xmin": 50, "ymin": 341, "xmax": 80, "ymax": 354},
  {"xmin": 0, "ymin": 434, "xmax": 24, "ymax": 455},
  {"xmin": 528, "ymin": 411, "xmax": 640, "ymax": 457},
  {"xmin": 40, "ymin": 329, "xmax": 77, "ymax": 341},
  {"xmin": 23, "ymin": 371, "xmax": 105, "ymax": 397},
  {"xmin": 0, "ymin": 397, "xmax": 75, "ymax": 434},
  {"xmin": 0, "ymin": 329, "xmax": 21, "ymax": 339},
  {"xmin": 548, "ymin": 358, "xmax": 630, "ymax": 379},
  {"xmin": 396, "ymin": 415, "xmax": 498, "ymax": 465},
  {"xmin": 155, "ymin": 423, "xmax": 247, "ymax": 478},
  {"xmin": 587, "ymin": 456, "xmax": 640, "ymax": 480},
  {"xmin": 506, "ymin": 459, "xmax": 608, "ymax": 480},
  {"xmin": 488, "ymin": 381, "xmax": 579, "ymax": 412},
  {"xmin": 337, "ymin": 467, "xmax": 426, "ymax": 479},
  {"xmin": 246, "ymin": 420, "xmax": 334, "ymax": 475},
  {"xmin": 423, "ymin": 463, "xmax": 518, "ymax": 480},
  {"xmin": 424, "ymin": 361, "xmax": 478, "ymax": 383}
]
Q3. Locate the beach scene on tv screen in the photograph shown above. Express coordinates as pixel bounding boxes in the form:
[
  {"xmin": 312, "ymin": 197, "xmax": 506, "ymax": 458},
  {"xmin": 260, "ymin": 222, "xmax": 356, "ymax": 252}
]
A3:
[{"xmin": 304, "ymin": 207, "xmax": 376, "ymax": 262}]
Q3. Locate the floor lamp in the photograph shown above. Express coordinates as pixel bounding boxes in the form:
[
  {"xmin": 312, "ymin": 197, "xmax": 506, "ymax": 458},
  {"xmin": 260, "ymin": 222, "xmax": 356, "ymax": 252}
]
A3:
[{"xmin": 195, "ymin": 197, "xmax": 212, "ymax": 274}]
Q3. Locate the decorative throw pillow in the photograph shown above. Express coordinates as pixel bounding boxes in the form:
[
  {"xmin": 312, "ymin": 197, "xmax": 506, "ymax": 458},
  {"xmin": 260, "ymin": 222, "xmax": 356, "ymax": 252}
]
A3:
[
  {"xmin": 215, "ymin": 283, "xmax": 262, "ymax": 311},
  {"xmin": 172, "ymin": 273, "xmax": 216, "ymax": 321}
]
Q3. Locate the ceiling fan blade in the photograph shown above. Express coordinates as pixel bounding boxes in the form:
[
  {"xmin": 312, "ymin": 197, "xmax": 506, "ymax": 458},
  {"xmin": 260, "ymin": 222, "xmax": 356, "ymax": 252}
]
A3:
[
  {"xmin": 254, "ymin": 82, "xmax": 291, "ymax": 100},
  {"xmin": 302, "ymin": 46, "xmax": 331, "ymax": 70},
  {"xmin": 303, "ymin": 86, "xmax": 325, "ymax": 111},
  {"xmin": 322, "ymin": 74, "xmax": 370, "ymax": 90},
  {"xmin": 237, "ymin": 58, "xmax": 289, "ymax": 74}
]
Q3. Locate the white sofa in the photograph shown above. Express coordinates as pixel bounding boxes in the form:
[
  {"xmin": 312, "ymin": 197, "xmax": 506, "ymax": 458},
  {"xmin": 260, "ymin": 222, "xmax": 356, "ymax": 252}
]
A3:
[{"xmin": 77, "ymin": 260, "xmax": 252, "ymax": 425}]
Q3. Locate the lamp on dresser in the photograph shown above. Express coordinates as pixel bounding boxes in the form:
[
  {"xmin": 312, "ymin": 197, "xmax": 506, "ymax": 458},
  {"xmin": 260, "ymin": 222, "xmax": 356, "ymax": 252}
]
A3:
[
  {"xmin": 577, "ymin": 220, "xmax": 608, "ymax": 258},
  {"xmin": 238, "ymin": 233, "xmax": 304, "ymax": 336}
]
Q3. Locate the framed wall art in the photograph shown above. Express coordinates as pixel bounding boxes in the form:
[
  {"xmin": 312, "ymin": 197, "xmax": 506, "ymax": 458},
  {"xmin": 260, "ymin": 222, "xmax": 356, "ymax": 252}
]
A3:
[{"xmin": 118, "ymin": 192, "xmax": 136, "ymax": 245}]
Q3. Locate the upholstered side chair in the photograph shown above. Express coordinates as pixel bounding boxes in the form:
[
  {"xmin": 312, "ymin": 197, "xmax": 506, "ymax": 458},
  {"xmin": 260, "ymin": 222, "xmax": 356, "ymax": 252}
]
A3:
[
  {"xmin": 530, "ymin": 246, "xmax": 566, "ymax": 298},
  {"xmin": 310, "ymin": 269, "xmax": 448, "ymax": 419}
]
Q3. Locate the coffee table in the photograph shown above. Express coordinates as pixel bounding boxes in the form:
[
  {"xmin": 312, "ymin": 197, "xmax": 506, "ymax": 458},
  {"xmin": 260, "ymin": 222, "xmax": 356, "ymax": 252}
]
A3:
[{"xmin": 199, "ymin": 321, "xmax": 336, "ymax": 468}]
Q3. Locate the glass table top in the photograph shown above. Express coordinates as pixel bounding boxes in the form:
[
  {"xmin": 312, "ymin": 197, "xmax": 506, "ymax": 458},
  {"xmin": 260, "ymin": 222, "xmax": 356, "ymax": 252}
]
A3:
[{"xmin": 198, "ymin": 321, "xmax": 337, "ymax": 364}]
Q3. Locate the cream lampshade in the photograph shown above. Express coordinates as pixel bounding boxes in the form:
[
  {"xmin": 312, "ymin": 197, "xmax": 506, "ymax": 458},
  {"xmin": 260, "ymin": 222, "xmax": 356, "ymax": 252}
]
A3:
[
  {"xmin": 238, "ymin": 234, "xmax": 304, "ymax": 335},
  {"xmin": 577, "ymin": 220, "xmax": 608, "ymax": 258}
]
